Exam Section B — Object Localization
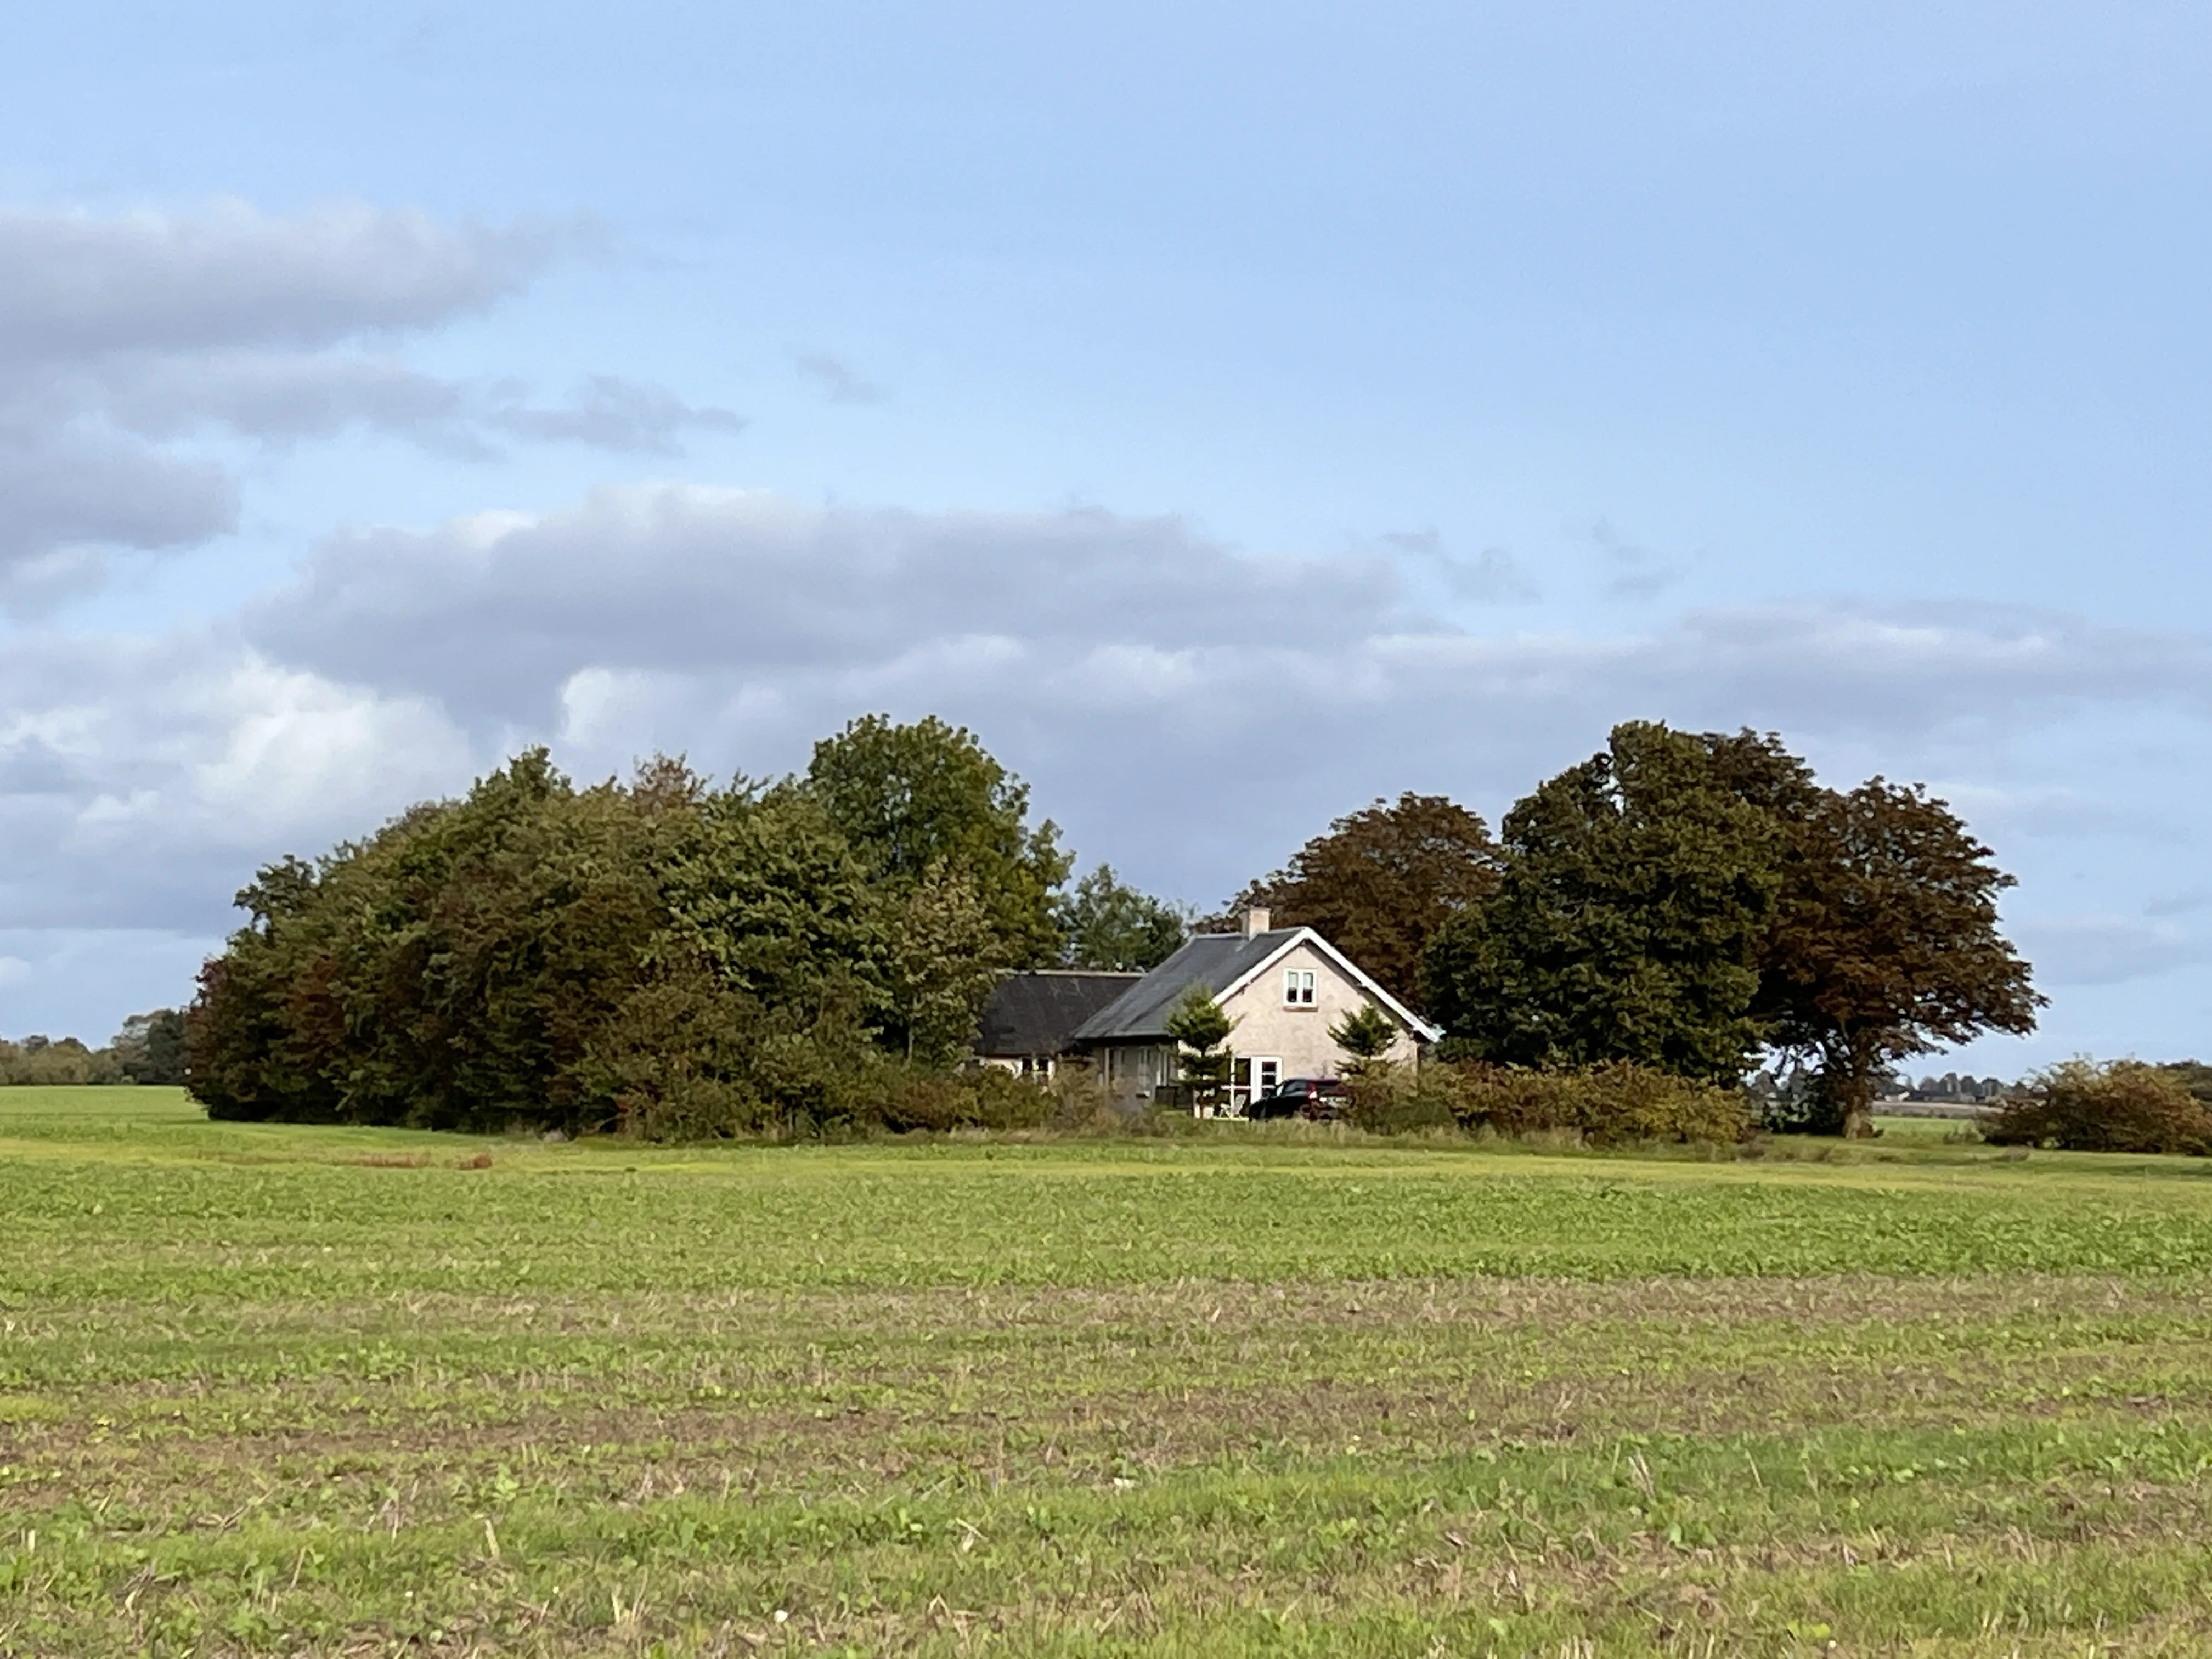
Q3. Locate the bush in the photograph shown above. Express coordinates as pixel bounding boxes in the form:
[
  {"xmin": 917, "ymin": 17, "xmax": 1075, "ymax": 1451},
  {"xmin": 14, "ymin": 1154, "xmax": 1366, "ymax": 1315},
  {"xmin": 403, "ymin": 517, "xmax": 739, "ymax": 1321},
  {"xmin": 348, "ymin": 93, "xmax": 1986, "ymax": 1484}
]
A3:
[
  {"xmin": 877, "ymin": 1064, "xmax": 1053, "ymax": 1133},
  {"xmin": 1344, "ymin": 1062, "xmax": 1457, "ymax": 1135},
  {"xmin": 1985, "ymin": 1059, "xmax": 2212, "ymax": 1155},
  {"xmin": 1385, "ymin": 1059, "xmax": 1747, "ymax": 1146}
]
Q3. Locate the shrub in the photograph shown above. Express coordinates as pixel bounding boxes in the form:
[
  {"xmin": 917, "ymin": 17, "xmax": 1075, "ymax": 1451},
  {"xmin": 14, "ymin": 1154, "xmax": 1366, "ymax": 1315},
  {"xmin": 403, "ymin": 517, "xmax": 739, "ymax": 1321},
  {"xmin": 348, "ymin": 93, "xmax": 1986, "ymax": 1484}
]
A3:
[
  {"xmin": 1985, "ymin": 1059, "xmax": 2212, "ymax": 1155},
  {"xmin": 1406, "ymin": 1059, "xmax": 1747, "ymax": 1146},
  {"xmin": 1344, "ymin": 1062, "xmax": 1457, "ymax": 1135},
  {"xmin": 877, "ymin": 1065, "xmax": 1054, "ymax": 1133}
]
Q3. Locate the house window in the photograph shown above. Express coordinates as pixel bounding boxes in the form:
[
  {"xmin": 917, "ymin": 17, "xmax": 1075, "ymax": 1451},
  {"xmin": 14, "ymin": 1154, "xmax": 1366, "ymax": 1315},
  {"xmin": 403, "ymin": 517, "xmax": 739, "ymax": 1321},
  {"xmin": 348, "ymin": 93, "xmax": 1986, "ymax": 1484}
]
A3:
[{"xmin": 1284, "ymin": 968, "xmax": 1316, "ymax": 1007}]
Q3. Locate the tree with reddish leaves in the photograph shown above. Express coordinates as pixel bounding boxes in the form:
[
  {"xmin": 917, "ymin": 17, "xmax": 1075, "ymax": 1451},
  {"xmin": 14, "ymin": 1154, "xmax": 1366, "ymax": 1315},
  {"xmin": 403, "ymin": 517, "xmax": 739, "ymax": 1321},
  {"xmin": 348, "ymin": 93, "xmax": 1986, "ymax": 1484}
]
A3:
[
  {"xmin": 1755, "ymin": 777, "xmax": 2042, "ymax": 1137},
  {"xmin": 1222, "ymin": 792, "xmax": 1497, "ymax": 1011}
]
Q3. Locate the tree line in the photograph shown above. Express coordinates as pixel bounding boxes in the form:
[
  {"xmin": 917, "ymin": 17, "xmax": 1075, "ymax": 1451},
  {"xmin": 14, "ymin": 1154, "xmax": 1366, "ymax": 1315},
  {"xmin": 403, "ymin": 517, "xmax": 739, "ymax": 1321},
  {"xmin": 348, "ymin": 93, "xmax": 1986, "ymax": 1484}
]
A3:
[
  {"xmin": 1220, "ymin": 720, "xmax": 2038, "ymax": 1136},
  {"xmin": 179, "ymin": 712, "xmax": 2040, "ymax": 1137},
  {"xmin": 187, "ymin": 717, "xmax": 1173, "ymax": 1134},
  {"xmin": 0, "ymin": 1012, "xmax": 185, "ymax": 1086}
]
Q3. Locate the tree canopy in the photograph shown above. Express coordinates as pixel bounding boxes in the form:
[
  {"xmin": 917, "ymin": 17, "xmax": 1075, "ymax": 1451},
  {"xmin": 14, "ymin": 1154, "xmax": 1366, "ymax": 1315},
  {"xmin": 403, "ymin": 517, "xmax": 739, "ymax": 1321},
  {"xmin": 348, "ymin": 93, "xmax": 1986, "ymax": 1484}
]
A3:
[
  {"xmin": 1425, "ymin": 721, "xmax": 2039, "ymax": 1125},
  {"xmin": 1425, "ymin": 723, "xmax": 1782, "ymax": 1083},
  {"xmin": 187, "ymin": 719, "xmax": 1082, "ymax": 1133},
  {"xmin": 1223, "ymin": 791, "xmax": 1496, "ymax": 1009},
  {"xmin": 806, "ymin": 715, "xmax": 1070, "ymax": 968},
  {"xmin": 1057, "ymin": 865, "xmax": 1188, "ymax": 971},
  {"xmin": 1755, "ymin": 777, "xmax": 2041, "ymax": 1133}
]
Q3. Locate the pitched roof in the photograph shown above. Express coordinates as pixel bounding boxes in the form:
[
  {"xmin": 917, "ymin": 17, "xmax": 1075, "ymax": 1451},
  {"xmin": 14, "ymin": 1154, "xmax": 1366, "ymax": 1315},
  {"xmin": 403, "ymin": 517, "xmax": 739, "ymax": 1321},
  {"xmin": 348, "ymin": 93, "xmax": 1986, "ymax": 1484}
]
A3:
[
  {"xmin": 1071, "ymin": 927, "xmax": 1443, "ymax": 1044},
  {"xmin": 975, "ymin": 970, "xmax": 1146, "ymax": 1058}
]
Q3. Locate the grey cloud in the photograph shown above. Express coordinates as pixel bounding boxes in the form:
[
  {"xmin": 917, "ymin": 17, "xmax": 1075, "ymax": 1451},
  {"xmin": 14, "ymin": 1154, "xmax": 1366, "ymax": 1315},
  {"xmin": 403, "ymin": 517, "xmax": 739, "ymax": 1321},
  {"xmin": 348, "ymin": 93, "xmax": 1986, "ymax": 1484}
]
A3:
[
  {"xmin": 0, "ymin": 426, "xmax": 237, "ymax": 592},
  {"xmin": 1386, "ymin": 530, "xmax": 1539, "ymax": 604},
  {"xmin": 246, "ymin": 487, "xmax": 1401, "ymax": 727},
  {"xmin": 795, "ymin": 352, "xmax": 888, "ymax": 405},
  {"xmin": 488, "ymin": 376, "xmax": 749, "ymax": 455},
  {"xmin": 244, "ymin": 488, "xmax": 2212, "ymax": 757},
  {"xmin": 2146, "ymin": 888, "xmax": 2212, "ymax": 919},
  {"xmin": 94, "ymin": 351, "xmax": 478, "ymax": 450},
  {"xmin": 0, "ymin": 200, "xmax": 577, "ymax": 368},
  {"xmin": 1588, "ymin": 517, "xmax": 1685, "ymax": 601},
  {"xmin": 0, "ymin": 203, "xmax": 733, "ymax": 595}
]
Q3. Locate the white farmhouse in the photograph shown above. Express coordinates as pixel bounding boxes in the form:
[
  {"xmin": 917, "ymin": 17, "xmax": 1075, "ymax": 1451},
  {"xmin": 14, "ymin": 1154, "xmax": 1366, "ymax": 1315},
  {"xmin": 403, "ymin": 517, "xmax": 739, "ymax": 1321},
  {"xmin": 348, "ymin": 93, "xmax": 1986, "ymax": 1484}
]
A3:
[{"xmin": 1070, "ymin": 909, "xmax": 1440, "ymax": 1113}]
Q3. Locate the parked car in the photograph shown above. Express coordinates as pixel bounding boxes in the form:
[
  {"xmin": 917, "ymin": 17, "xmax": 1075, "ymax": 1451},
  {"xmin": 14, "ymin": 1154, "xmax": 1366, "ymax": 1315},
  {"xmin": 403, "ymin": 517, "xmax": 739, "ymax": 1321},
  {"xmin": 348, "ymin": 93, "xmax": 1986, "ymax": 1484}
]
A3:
[{"xmin": 1246, "ymin": 1077, "xmax": 1351, "ymax": 1120}]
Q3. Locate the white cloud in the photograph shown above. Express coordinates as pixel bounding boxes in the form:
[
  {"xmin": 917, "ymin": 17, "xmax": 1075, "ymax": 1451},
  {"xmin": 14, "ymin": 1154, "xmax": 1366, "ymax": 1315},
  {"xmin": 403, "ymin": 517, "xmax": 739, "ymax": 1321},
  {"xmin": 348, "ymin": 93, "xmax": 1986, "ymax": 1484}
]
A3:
[{"xmin": 0, "ymin": 629, "xmax": 473, "ymax": 930}]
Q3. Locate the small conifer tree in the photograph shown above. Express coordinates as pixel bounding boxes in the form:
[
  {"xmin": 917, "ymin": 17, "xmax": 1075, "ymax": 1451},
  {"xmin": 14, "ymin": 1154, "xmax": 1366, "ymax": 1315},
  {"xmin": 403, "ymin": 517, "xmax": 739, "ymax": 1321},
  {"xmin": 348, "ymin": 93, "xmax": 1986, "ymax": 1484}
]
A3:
[
  {"xmin": 1328, "ymin": 1001, "xmax": 1400, "ymax": 1069},
  {"xmin": 1165, "ymin": 986, "xmax": 1234, "ymax": 1117}
]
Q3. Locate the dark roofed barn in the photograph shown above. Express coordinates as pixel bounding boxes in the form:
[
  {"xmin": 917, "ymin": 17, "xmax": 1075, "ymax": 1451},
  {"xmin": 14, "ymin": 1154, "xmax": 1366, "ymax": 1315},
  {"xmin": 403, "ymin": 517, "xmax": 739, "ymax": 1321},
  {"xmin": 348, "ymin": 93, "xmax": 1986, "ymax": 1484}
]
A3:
[{"xmin": 975, "ymin": 970, "xmax": 1144, "ymax": 1076}]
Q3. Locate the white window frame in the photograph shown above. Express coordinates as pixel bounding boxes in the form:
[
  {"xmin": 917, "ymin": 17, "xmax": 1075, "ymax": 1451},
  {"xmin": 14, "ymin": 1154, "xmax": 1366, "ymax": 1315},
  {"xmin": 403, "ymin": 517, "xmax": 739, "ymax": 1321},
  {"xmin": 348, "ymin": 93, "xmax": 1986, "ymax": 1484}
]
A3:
[{"xmin": 1283, "ymin": 968, "xmax": 1317, "ymax": 1007}]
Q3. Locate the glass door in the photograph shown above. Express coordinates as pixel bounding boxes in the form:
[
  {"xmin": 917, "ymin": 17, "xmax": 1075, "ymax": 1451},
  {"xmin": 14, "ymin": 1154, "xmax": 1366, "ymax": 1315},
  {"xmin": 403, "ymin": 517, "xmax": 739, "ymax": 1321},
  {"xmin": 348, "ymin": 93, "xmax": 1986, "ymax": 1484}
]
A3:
[{"xmin": 1231, "ymin": 1056, "xmax": 1282, "ymax": 1114}]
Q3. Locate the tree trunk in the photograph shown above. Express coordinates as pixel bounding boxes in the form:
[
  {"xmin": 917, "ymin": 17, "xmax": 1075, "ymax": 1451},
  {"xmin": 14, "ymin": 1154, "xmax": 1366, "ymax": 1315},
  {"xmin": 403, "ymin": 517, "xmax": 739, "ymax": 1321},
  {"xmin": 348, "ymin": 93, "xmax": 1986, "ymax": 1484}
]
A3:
[{"xmin": 1837, "ymin": 1037, "xmax": 1878, "ymax": 1138}]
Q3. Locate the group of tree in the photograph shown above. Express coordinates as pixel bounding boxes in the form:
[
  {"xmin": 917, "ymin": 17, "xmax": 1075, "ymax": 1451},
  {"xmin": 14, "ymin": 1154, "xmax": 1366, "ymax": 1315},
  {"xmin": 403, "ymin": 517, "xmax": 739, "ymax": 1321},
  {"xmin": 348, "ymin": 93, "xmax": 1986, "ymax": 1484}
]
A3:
[
  {"xmin": 186, "ymin": 716, "xmax": 1182, "ymax": 1135},
  {"xmin": 186, "ymin": 707, "xmax": 2041, "ymax": 1140},
  {"xmin": 0, "ymin": 1012, "xmax": 186, "ymax": 1086},
  {"xmin": 1220, "ymin": 721, "xmax": 2040, "ymax": 1136}
]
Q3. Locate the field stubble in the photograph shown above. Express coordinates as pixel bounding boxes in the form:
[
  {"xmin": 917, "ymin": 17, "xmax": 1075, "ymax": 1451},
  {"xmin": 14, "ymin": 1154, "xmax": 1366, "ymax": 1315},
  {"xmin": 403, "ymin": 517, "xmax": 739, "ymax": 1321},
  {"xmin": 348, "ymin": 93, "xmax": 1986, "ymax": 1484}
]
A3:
[{"xmin": 5, "ymin": 1089, "xmax": 2212, "ymax": 1656}]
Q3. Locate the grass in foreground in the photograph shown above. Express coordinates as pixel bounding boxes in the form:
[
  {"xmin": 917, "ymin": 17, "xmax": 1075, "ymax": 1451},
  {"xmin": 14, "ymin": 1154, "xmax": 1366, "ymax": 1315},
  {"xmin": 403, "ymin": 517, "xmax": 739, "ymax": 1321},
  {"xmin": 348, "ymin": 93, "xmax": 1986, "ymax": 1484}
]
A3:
[{"xmin": 5, "ymin": 1087, "xmax": 2212, "ymax": 1656}]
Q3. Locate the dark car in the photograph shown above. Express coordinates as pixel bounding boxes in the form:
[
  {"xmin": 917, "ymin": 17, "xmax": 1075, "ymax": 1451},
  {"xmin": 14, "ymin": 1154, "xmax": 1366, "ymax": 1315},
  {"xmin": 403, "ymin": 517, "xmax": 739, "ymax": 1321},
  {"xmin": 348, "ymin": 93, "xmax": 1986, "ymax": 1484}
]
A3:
[{"xmin": 1246, "ymin": 1077, "xmax": 1351, "ymax": 1120}]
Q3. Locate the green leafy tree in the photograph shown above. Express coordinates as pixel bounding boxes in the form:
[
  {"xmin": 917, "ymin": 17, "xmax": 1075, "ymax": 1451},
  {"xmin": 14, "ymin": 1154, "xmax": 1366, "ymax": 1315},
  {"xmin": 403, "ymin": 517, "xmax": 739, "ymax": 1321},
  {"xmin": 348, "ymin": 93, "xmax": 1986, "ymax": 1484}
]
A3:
[
  {"xmin": 110, "ymin": 1009, "xmax": 187, "ymax": 1086},
  {"xmin": 1328, "ymin": 1001, "xmax": 1400, "ymax": 1069},
  {"xmin": 1425, "ymin": 722, "xmax": 1782, "ymax": 1084},
  {"xmin": 806, "ymin": 714, "xmax": 1071, "ymax": 966},
  {"xmin": 1221, "ymin": 792, "xmax": 1494, "ymax": 1010},
  {"xmin": 1164, "ymin": 986, "xmax": 1235, "ymax": 1115},
  {"xmin": 1058, "ymin": 865, "xmax": 1187, "ymax": 970},
  {"xmin": 187, "ymin": 751, "xmax": 891, "ymax": 1135},
  {"xmin": 885, "ymin": 862, "xmax": 1015, "ymax": 1063},
  {"xmin": 1755, "ymin": 778, "xmax": 2040, "ymax": 1136}
]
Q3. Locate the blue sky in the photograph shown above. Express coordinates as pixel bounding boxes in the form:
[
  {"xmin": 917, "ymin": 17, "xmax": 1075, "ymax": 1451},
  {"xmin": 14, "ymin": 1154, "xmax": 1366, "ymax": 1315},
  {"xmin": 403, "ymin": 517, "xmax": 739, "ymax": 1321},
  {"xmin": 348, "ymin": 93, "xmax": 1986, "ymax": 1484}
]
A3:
[{"xmin": 3, "ymin": 2, "xmax": 2211, "ymax": 1074}]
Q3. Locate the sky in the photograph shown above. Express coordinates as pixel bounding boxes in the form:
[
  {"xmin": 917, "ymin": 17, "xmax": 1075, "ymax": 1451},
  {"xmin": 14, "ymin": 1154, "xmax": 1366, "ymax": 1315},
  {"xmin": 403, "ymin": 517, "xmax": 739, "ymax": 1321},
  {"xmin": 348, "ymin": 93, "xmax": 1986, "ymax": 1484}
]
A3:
[{"xmin": 3, "ymin": 2, "xmax": 2211, "ymax": 1075}]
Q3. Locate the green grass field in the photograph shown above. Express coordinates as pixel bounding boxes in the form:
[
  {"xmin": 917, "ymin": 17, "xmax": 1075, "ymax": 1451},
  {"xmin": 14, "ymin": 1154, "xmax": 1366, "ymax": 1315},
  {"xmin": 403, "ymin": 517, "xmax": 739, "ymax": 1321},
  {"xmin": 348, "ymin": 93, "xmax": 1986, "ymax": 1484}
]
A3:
[{"xmin": 7, "ymin": 1089, "xmax": 2212, "ymax": 1656}]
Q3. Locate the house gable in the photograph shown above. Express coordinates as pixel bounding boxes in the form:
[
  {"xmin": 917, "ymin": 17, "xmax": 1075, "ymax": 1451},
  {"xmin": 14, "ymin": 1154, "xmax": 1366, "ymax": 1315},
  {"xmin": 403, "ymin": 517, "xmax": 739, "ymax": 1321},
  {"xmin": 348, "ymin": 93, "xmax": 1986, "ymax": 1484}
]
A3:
[
  {"xmin": 1213, "ymin": 938, "xmax": 1430, "ymax": 1077},
  {"xmin": 1071, "ymin": 922, "xmax": 1441, "ymax": 1094}
]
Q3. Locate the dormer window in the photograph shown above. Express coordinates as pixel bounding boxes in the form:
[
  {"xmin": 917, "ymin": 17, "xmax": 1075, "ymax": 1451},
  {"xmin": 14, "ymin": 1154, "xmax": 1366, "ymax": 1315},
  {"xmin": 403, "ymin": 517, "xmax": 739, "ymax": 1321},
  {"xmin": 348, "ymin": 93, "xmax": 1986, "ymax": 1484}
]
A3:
[{"xmin": 1284, "ymin": 968, "xmax": 1316, "ymax": 1007}]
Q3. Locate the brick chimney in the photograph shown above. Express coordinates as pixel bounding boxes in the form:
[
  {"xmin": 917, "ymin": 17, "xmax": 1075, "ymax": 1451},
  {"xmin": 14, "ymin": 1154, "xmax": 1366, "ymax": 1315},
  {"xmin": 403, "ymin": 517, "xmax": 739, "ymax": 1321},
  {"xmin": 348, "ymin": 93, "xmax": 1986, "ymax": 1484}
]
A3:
[{"xmin": 1243, "ymin": 907, "xmax": 1271, "ymax": 938}]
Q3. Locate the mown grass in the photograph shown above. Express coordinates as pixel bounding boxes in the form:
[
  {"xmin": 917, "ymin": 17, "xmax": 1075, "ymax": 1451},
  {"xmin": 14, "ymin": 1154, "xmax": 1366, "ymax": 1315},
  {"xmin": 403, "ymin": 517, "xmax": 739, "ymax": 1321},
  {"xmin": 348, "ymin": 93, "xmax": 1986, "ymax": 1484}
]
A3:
[{"xmin": 6, "ymin": 1087, "xmax": 2212, "ymax": 1656}]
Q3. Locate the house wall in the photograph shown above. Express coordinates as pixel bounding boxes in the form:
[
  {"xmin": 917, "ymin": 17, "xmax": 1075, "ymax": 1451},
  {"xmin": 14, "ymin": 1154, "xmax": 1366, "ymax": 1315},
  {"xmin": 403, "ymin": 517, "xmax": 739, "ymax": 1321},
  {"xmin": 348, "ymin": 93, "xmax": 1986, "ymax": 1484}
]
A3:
[{"xmin": 1217, "ymin": 940, "xmax": 1421, "ymax": 1077}]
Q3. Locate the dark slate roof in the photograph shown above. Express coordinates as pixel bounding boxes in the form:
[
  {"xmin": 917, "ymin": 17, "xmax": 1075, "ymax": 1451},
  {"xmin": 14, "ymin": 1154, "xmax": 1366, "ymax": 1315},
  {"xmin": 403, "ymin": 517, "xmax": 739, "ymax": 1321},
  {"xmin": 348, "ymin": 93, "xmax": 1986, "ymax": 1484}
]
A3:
[
  {"xmin": 1071, "ymin": 929, "xmax": 1306, "ymax": 1043},
  {"xmin": 975, "ymin": 971, "xmax": 1146, "ymax": 1058}
]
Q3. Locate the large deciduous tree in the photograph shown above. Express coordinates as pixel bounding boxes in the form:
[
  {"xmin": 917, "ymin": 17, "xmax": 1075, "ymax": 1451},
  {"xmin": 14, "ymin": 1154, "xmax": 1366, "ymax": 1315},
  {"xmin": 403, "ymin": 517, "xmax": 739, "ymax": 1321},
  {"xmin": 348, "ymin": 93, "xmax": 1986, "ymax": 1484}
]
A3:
[
  {"xmin": 806, "ymin": 714, "xmax": 1071, "ymax": 968},
  {"xmin": 1224, "ymin": 792, "xmax": 1495, "ymax": 1009},
  {"xmin": 1424, "ymin": 723, "xmax": 1784, "ymax": 1084},
  {"xmin": 1754, "ymin": 778, "xmax": 2041, "ymax": 1136}
]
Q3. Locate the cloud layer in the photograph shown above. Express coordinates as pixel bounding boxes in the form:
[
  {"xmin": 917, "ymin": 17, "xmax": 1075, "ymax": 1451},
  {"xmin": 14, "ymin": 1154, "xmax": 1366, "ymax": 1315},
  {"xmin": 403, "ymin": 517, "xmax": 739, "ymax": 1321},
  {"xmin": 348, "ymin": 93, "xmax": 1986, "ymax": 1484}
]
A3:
[
  {"xmin": 0, "ymin": 202, "xmax": 741, "ymax": 605},
  {"xmin": 9, "ymin": 483, "xmax": 2211, "ymax": 1034}
]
